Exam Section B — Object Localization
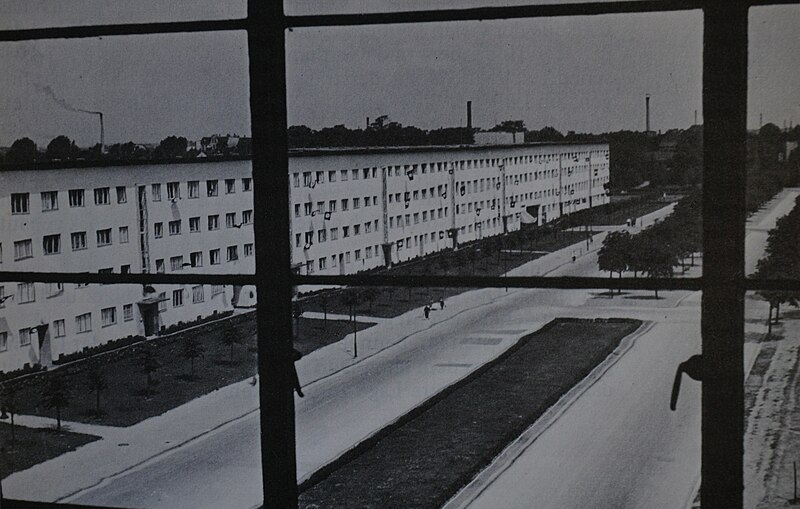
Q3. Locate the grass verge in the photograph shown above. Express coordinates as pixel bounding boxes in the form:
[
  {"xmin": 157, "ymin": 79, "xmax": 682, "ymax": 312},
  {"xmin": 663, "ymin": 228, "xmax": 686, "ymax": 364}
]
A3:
[
  {"xmin": 298, "ymin": 318, "xmax": 641, "ymax": 509},
  {"xmin": 0, "ymin": 423, "xmax": 100, "ymax": 479},
  {"xmin": 9, "ymin": 313, "xmax": 372, "ymax": 427}
]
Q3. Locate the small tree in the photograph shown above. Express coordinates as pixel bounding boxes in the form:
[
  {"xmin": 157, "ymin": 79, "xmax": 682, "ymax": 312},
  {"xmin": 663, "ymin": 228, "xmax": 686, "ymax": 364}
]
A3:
[
  {"xmin": 6, "ymin": 137, "xmax": 37, "ymax": 164},
  {"xmin": 220, "ymin": 328, "xmax": 241, "ymax": 363},
  {"xmin": 361, "ymin": 288, "xmax": 379, "ymax": 314},
  {"xmin": 46, "ymin": 135, "xmax": 75, "ymax": 160},
  {"xmin": 1, "ymin": 383, "xmax": 20, "ymax": 443},
  {"xmin": 341, "ymin": 291, "xmax": 361, "ymax": 358},
  {"xmin": 41, "ymin": 378, "xmax": 71, "ymax": 431},
  {"xmin": 182, "ymin": 337, "xmax": 206, "ymax": 379},
  {"xmin": 86, "ymin": 366, "xmax": 108, "ymax": 416},
  {"xmin": 319, "ymin": 294, "xmax": 329, "ymax": 328},
  {"xmin": 140, "ymin": 348, "xmax": 162, "ymax": 395}
]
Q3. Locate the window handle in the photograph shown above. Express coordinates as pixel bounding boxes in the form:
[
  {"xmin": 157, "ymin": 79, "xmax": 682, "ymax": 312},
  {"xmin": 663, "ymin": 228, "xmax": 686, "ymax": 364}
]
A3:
[{"xmin": 670, "ymin": 354, "xmax": 703, "ymax": 411}]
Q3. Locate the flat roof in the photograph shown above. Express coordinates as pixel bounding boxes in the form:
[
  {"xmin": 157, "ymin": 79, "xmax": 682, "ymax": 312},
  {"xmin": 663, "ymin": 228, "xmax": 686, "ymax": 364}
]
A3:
[{"xmin": 288, "ymin": 140, "xmax": 609, "ymax": 158}]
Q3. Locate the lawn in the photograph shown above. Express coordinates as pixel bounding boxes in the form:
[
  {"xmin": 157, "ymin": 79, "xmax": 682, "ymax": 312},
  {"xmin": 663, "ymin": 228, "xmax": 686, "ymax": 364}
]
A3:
[
  {"xmin": 0, "ymin": 423, "xmax": 99, "ymax": 479},
  {"xmin": 298, "ymin": 318, "xmax": 641, "ymax": 508},
  {"xmin": 300, "ymin": 230, "xmax": 592, "ymax": 319},
  {"xmin": 8, "ymin": 314, "xmax": 370, "ymax": 427}
]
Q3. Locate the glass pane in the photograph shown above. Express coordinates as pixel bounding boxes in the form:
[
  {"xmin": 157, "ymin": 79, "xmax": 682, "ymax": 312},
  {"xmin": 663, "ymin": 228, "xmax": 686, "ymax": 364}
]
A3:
[
  {"xmin": 0, "ymin": 283, "xmax": 261, "ymax": 507},
  {"xmin": 285, "ymin": 0, "xmax": 658, "ymax": 17},
  {"xmin": 743, "ymin": 291, "xmax": 800, "ymax": 508},
  {"xmin": 747, "ymin": 5, "xmax": 800, "ymax": 282},
  {"xmin": 0, "ymin": 0, "xmax": 246, "ymax": 30},
  {"xmin": 287, "ymin": 13, "xmax": 703, "ymax": 280},
  {"xmin": 293, "ymin": 283, "xmax": 701, "ymax": 507},
  {"xmin": 0, "ymin": 32, "xmax": 254, "ymax": 276}
]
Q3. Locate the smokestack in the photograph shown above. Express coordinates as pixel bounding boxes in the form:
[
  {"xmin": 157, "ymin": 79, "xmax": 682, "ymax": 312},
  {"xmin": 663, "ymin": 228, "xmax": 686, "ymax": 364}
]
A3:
[
  {"xmin": 366, "ymin": 117, "xmax": 370, "ymax": 129},
  {"xmin": 645, "ymin": 94, "xmax": 651, "ymax": 133},
  {"xmin": 99, "ymin": 112, "xmax": 104, "ymax": 153},
  {"xmin": 467, "ymin": 101, "xmax": 472, "ymax": 130},
  {"xmin": 694, "ymin": 110, "xmax": 698, "ymax": 126}
]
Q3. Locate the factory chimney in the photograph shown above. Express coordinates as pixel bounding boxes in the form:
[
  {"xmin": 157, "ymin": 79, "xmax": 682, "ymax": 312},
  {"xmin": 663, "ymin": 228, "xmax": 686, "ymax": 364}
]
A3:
[
  {"xmin": 466, "ymin": 101, "xmax": 472, "ymax": 130},
  {"xmin": 645, "ymin": 94, "xmax": 651, "ymax": 133},
  {"xmin": 99, "ymin": 112, "xmax": 105, "ymax": 153}
]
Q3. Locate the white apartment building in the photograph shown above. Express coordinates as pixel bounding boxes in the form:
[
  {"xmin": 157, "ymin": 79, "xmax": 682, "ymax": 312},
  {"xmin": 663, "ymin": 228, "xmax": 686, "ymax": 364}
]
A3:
[
  {"xmin": 0, "ymin": 161, "xmax": 256, "ymax": 372},
  {"xmin": 290, "ymin": 142, "xmax": 610, "ymax": 275},
  {"xmin": 0, "ymin": 141, "xmax": 609, "ymax": 373}
]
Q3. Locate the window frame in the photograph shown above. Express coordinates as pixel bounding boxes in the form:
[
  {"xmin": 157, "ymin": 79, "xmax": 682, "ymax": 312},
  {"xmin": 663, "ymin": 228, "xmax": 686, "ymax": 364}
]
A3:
[{"xmin": 0, "ymin": 2, "xmax": 791, "ymax": 509}]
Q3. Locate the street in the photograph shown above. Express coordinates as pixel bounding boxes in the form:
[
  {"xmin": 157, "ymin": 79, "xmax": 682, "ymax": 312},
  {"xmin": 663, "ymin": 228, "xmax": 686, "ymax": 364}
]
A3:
[{"xmin": 53, "ymin": 190, "xmax": 798, "ymax": 508}]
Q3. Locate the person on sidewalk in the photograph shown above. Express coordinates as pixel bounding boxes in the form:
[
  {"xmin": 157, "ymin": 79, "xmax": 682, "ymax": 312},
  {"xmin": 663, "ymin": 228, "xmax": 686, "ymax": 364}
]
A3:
[
  {"xmin": 439, "ymin": 297, "xmax": 445, "ymax": 310},
  {"xmin": 424, "ymin": 305, "xmax": 431, "ymax": 319}
]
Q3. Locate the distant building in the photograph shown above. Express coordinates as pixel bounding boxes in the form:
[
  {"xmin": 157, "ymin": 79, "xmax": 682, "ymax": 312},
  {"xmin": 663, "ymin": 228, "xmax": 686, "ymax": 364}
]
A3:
[
  {"xmin": 474, "ymin": 132, "xmax": 525, "ymax": 145},
  {"xmin": 0, "ymin": 141, "xmax": 610, "ymax": 372}
]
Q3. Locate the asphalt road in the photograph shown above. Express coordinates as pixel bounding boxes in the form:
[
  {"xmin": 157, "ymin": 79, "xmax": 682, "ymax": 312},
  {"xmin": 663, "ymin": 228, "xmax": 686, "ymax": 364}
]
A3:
[{"xmin": 70, "ymin": 191, "xmax": 796, "ymax": 509}]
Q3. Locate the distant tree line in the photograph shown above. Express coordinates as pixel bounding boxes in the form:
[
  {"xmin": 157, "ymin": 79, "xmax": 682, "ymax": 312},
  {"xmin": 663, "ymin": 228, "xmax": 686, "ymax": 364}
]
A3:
[
  {"xmin": 597, "ymin": 192, "xmax": 701, "ymax": 298},
  {"xmin": 754, "ymin": 195, "xmax": 800, "ymax": 334},
  {"xmin": 1, "ymin": 133, "xmax": 251, "ymax": 168}
]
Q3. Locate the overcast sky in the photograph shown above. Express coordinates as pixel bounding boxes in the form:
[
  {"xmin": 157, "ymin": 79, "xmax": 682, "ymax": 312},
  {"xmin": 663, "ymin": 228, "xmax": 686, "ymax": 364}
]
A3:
[{"xmin": 0, "ymin": 2, "xmax": 797, "ymax": 147}]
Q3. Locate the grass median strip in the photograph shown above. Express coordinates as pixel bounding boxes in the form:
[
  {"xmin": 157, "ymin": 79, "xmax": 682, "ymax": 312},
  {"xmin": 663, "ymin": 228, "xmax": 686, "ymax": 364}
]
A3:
[
  {"xmin": 1, "ymin": 423, "xmax": 100, "ymax": 479},
  {"xmin": 298, "ymin": 317, "xmax": 641, "ymax": 509}
]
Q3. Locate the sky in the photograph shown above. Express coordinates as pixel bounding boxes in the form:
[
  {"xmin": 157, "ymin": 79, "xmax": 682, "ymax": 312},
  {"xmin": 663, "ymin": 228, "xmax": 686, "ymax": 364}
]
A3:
[{"xmin": 0, "ymin": 2, "xmax": 797, "ymax": 147}]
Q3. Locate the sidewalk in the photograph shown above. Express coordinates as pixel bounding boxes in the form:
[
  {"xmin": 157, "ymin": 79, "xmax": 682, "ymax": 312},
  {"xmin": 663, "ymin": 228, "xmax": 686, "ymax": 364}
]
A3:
[{"xmin": 3, "ymin": 202, "xmax": 678, "ymax": 503}]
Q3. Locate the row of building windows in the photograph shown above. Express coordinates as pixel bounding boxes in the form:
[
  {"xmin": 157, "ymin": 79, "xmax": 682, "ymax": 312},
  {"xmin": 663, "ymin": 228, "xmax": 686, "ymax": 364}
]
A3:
[
  {"xmin": 2, "ymin": 227, "xmax": 130, "ymax": 262},
  {"xmin": 291, "ymin": 152, "xmax": 609, "ymax": 189},
  {"xmin": 8, "ymin": 178, "xmax": 253, "ymax": 215},
  {"xmin": 152, "ymin": 211, "xmax": 252, "ymax": 238},
  {"xmin": 0, "ymin": 284, "xmax": 229, "ymax": 353},
  {"xmin": 153, "ymin": 244, "xmax": 253, "ymax": 272}
]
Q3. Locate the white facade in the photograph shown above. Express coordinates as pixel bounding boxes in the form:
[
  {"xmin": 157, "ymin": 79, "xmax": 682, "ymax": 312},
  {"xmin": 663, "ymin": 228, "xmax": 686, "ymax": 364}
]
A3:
[
  {"xmin": 0, "ymin": 142, "xmax": 609, "ymax": 372},
  {"xmin": 289, "ymin": 142, "xmax": 610, "ymax": 275},
  {"xmin": 0, "ymin": 161, "xmax": 255, "ymax": 372}
]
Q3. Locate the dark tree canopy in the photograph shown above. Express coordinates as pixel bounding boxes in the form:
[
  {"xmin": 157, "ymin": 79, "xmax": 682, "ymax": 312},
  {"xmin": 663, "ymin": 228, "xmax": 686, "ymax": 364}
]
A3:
[
  {"xmin": 154, "ymin": 136, "xmax": 188, "ymax": 159},
  {"xmin": 46, "ymin": 135, "xmax": 76, "ymax": 160},
  {"xmin": 6, "ymin": 137, "xmax": 37, "ymax": 164}
]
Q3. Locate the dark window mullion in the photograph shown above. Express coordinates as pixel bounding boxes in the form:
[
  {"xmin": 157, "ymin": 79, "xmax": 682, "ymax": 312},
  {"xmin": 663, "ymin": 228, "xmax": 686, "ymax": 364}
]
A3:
[
  {"xmin": 702, "ymin": 4, "xmax": 748, "ymax": 508},
  {"xmin": 248, "ymin": 4, "xmax": 298, "ymax": 509}
]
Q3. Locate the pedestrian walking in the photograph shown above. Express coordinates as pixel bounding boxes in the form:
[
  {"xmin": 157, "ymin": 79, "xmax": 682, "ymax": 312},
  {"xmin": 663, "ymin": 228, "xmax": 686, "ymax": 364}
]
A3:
[
  {"xmin": 424, "ymin": 305, "xmax": 431, "ymax": 319},
  {"xmin": 439, "ymin": 297, "xmax": 445, "ymax": 310}
]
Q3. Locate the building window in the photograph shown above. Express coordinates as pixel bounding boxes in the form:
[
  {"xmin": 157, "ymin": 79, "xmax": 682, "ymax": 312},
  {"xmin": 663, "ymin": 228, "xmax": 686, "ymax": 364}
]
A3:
[
  {"xmin": 0, "ymin": 332, "xmax": 8, "ymax": 352},
  {"xmin": 119, "ymin": 226, "xmax": 129, "ymax": 244},
  {"xmin": 11, "ymin": 193, "xmax": 29, "ymax": 214},
  {"xmin": 328, "ymin": 170, "xmax": 336, "ymax": 182},
  {"xmin": 155, "ymin": 259, "xmax": 165, "ymax": 273},
  {"xmin": 41, "ymin": 234, "xmax": 61, "ymax": 255},
  {"xmin": 294, "ymin": 204, "xmax": 301, "ymax": 218},
  {"xmin": 158, "ymin": 292, "xmax": 167, "ymax": 312},
  {"xmin": 154, "ymin": 222, "xmax": 164, "ymax": 238},
  {"xmin": 211, "ymin": 285, "xmax": 224, "ymax": 297},
  {"xmin": 169, "ymin": 220, "xmax": 182, "ymax": 235},
  {"xmin": 192, "ymin": 285, "xmax": 205, "ymax": 303},
  {"xmin": 52, "ymin": 319, "xmax": 66, "ymax": 337},
  {"xmin": 303, "ymin": 172, "xmax": 312, "ymax": 187},
  {"xmin": 226, "ymin": 213, "xmax": 237, "ymax": 228},
  {"xmin": 330, "ymin": 228, "xmax": 338, "ymax": 240},
  {"xmin": 341, "ymin": 169, "xmax": 348, "ymax": 181},
  {"xmin": 189, "ymin": 217, "xmax": 201, "ymax": 232},
  {"xmin": 167, "ymin": 182, "xmax": 181, "ymax": 200},
  {"xmin": 45, "ymin": 282, "xmax": 64, "ymax": 298},
  {"xmin": 68, "ymin": 189, "xmax": 85, "ymax": 207},
  {"xmin": 75, "ymin": 313, "xmax": 92, "ymax": 333},
  {"xmin": 293, "ymin": 173, "xmax": 300, "ymax": 188},
  {"xmin": 19, "ymin": 328, "xmax": 31, "ymax": 346},
  {"xmin": 208, "ymin": 215, "xmax": 220, "ymax": 230},
  {"xmin": 96, "ymin": 229, "xmax": 112, "ymax": 246},
  {"xmin": 342, "ymin": 199, "xmax": 349, "ymax": 211},
  {"xmin": 343, "ymin": 226, "xmax": 350, "ymax": 238},
  {"xmin": 121, "ymin": 264, "xmax": 130, "ymax": 274},
  {"xmin": 172, "ymin": 289, "xmax": 184, "ymax": 307},
  {"xmin": 244, "ymin": 243, "xmax": 254, "ymax": 257},
  {"xmin": 17, "ymin": 282, "xmax": 35, "ymax": 303},
  {"xmin": 71, "ymin": 232, "xmax": 87, "ymax": 251},
  {"xmin": 101, "ymin": 307, "xmax": 117, "ymax": 327},
  {"xmin": 242, "ymin": 210, "xmax": 253, "ymax": 224},
  {"xmin": 205, "ymin": 180, "xmax": 219, "ymax": 197},
  {"xmin": 353, "ymin": 197, "xmax": 360, "ymax": 209},
  {"xmin": 190, "ymin": 251, "xmax": 203, "ymax": 267},
  {"xmin": 188, "ymin": 180, "xmax": 200, "ymax": 198},
  {"xmin": 318, "ymin": 257, "xmax": 327, "ymax": 270},
  {"xmin": 225, "ymin": 179, "xmax": 236, "ymax": 194},
  {"xmin": 242, "ymin": 177, "xmax": 252, "ymax": 191},
  {"xmin": 94, "ymin": 187, "xmax": 110, "ymax": 205},
  {"xmin": 318, "ymin": 229, "xmax": 326, "ymax": 243},
  {"xmin": 0, "ymin": 286, "xmax": 5, "ymax": 308},
  {"xmin": 170, "ymin": 256, "xmax": 184, "ymax": 271},
  {"xmin": 210, "ymin": 249, "xmax": 221, "ymax": 265},
  {"xmin": 41, "ymin": 191, "xmax": 59, "ymax": 211},
  {"xmin": 151, "ymin": 183, "xmax": 162, "ymax": 201},
  {"xmin": 14, "ymin": 239, "xmax": 33, "ymax": 260},
  {"xmin": 227, "ymin": 245, "xmax": 238, "ymax": 261},
  {"xmin": 123, "ymin": 304, "xmax": 134, "ymax": 321},
  {"xmin": 116, "ymin": 186, "xmax": 127, "ymax": 204}
]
